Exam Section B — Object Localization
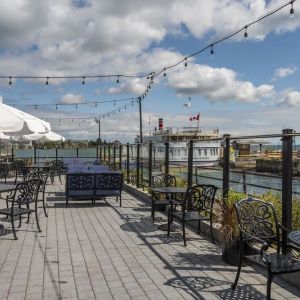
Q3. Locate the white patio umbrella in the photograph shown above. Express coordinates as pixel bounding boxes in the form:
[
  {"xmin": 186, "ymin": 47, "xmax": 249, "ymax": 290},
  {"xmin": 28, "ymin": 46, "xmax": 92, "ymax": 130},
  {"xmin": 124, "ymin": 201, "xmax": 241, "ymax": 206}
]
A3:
[
  {"xmin": 22, "ymin": 131, "xmax": 65, "ymax": 142},
  {"xmin": 0, "ymin": 131, "xmax": 11, "ymax": 140},
  {"xmin": 0, "ymin": 97, "xmax": 51, "ymax": 136}
]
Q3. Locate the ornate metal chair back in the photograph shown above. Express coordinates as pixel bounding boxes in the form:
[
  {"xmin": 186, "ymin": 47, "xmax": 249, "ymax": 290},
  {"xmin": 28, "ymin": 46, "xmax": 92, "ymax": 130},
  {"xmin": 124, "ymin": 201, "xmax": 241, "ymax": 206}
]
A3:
[
  {"xmin": 152, "ymin": 174, "xmax": 176, "ymax": 188},
  {"xmin": 28, "ymin": 171, "xmax": 49, "ymax": 192},
  {"xmin": 235, "ymin": 197, "xmax": 280, "ymax": 248},
  {"xmin": 11, "ymin": 179, "xmax": 42, "ymax": 206},
  {"xmin": 184, "ymin": 185, "xmax": 217, "ymax": 212},
  {"xmin": 0, "ymin": 164, "xmax": 9, "ymax": 179}
]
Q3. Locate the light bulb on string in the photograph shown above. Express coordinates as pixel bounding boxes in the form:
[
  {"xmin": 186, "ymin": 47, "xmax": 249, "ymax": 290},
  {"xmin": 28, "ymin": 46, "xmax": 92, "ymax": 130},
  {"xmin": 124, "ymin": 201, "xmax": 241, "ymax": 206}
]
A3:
[
  {"xmin": 131, "ymin": 100, "xmax": 134, "ymax": 106},
  {"xmin": 45, "ymin": 77, "xmax": 49, "ymax": 86},
  {"xmin": 116, "ymin": 75, "xmax": 120, "ymax": 84},
  {"xmin": 163, "ymin": 68, "xmax": 167, "ymax": 77},
  {"xmin": 8, "ymin": 76, "xmax": 13, "ymax": 87},
  {"xmin": 290, "ymin": 1, "xmax": 295, "ymax": 18},
  {"xmin": 56, "ymin": 104, "xmax": 58, "ymax": 110},
  {"xmin": 244, "ymin": 26, "xmax": 248, "ymax": 38},
  {"xmin": 75, "ymin": 104, "xmax": 78, "ymax": 109},
  {"xmin": 82, "ymin": 76, "xmax": 85, "ymax": 85},
  {"xmin": 210, "ymin": 44, "xmax": 214, "ymax": 58},
  {"xmin": 114, "ymin": 100, "xmax": 116, "ymax": 106}
]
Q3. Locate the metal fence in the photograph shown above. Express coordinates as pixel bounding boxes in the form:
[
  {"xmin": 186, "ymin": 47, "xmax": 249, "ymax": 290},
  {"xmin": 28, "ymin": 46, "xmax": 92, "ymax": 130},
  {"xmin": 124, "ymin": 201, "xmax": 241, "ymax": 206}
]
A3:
[{"xmin": 6, "ymin": 128, "xmax": 300, "ymax": 252}]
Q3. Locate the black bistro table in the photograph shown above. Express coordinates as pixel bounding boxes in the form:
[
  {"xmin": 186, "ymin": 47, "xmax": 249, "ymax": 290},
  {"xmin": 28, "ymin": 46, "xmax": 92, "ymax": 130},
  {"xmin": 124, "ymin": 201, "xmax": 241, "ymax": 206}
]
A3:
[
  {"xmin": 150, "ymin": 186, "xmax": 187, "ymax": 231},
  {"xmin": 288, "ymin": 230, "xmax": 300, "ymax": 250},
  {"xmin": 0, "ymin": 183, "xmax": 17, "ymax": 235}
]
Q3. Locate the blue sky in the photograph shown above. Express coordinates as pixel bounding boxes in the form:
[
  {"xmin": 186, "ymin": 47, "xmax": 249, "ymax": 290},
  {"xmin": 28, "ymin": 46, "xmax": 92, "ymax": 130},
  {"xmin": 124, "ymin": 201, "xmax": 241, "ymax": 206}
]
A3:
[{"xmin": 0, "ymin": 0, "xmax": 299, "ymax": 142}]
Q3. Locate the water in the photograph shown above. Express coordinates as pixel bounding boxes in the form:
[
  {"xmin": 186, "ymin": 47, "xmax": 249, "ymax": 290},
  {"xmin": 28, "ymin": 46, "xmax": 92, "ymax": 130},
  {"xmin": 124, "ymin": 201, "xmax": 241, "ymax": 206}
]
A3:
[
  {"xmin": 16, "ymin": 148, "xmax": 98, "ymax": 163},
  {"xmin": 15, "ymin": 148, "xmax": 300, "ymax": 198}
]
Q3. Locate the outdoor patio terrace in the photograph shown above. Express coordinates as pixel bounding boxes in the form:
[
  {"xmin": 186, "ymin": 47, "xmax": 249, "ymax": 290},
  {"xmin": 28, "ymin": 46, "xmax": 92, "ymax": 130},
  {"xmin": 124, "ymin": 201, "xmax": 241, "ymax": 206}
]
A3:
[{"xmin": 0, "ymin": 178, "xmax": 300, "ymax": 300}]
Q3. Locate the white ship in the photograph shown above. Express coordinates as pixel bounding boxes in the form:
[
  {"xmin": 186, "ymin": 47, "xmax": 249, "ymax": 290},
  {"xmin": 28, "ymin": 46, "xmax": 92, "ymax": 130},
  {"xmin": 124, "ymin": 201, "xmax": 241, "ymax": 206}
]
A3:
[{"xmin": 141, "ymin": 119, "xmax": 220, "ymax": 167}]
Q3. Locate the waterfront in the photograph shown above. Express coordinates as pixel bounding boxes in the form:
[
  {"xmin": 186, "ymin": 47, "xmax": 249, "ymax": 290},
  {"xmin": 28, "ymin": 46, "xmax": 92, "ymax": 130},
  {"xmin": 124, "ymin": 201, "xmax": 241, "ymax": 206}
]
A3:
[{"xmin": 14, "ymin": 147, "xmax": 300, "ymax": 198}]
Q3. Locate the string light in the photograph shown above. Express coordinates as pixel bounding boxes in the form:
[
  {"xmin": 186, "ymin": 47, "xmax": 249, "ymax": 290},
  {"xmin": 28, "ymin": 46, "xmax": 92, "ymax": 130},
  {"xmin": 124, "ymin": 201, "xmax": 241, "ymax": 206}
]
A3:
[
  {"xmin": 45, "ymin": 77, "xmax": 49, "ymax": 85},
  {"xmin": 9, "ymin": 76, "xmax": 12, "ymax": 87},
  {"xmin": 82, "ymin": 76, "xmax": 85, "ymax": 85},
  {"xmin": 1, "ymin": 0, "xmax": 295, "ymax": 87},
  {"xmin": 116, "ymin": 75, "xmax": 120, "ymax": 84},
  {"xmin": 163, "ymin": 68, "xmax": 167, "ymax": 77},
  {"xmin": 184, "ymin": 58, "xmax": 188, "ymax": 68},
  {"xmin": 244, "ymin": 25, "xmax": 248, "ymax": 38},
  {"xmin": 290, "ymin": 0, "xmax": 295, "ymax": 16},
  {"xmin": 75, "ymin": 104, "xmax": 78, "ymax": 109},
  {"xmin": 210, "ymin": 44, "xmax": 214, "ymax": 56},
  {"xmin": 56, "ymin": 104, "xmax": 58, "ymax": 110}
]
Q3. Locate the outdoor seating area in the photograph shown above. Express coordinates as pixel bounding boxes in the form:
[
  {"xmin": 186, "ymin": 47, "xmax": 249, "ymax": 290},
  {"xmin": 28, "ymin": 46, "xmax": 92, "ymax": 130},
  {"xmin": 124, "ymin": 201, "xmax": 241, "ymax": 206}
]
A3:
[{"xmin": 0, "ymin": 176, "xmax": 299, "ymax": 299}]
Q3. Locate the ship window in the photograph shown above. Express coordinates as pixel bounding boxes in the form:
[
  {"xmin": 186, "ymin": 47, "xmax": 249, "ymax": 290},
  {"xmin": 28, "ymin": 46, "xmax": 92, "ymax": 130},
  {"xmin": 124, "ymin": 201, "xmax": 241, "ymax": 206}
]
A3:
[
  {"xmin": 204, "ymin": 149, "xmax": 207, "ymax": 156},
  {"xmin": 198, "ymin": 149, "xmax": 201, "ymax": 156},
  {"xmin": 216, "ymin": 148, "xmax": 218, "ymax": 155},
  {"xmin": 210, "ymin": 149, "xmax": 213, "ymax": 155},
  {"xmin": 184, "ymin": 149, "xmax": 187, "ymax": 156}
]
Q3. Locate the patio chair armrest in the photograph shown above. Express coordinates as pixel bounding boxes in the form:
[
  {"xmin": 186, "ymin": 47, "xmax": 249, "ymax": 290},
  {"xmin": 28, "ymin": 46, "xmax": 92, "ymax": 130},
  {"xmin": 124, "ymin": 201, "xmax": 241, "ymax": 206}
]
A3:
[
  {"xmin": 278, "ymin": 223, "xmax": 292, "ymax": 233},
  {"xmin": 242, "ymin": 231, "xmax": 270, "ymax": 256}
]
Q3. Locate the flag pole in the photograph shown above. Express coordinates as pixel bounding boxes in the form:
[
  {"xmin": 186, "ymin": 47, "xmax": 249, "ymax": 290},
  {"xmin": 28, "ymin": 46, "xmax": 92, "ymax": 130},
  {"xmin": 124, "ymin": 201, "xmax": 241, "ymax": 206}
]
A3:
[{"xmin": 197, "ymin": 112, "xmax": 200, "ymax": 132}]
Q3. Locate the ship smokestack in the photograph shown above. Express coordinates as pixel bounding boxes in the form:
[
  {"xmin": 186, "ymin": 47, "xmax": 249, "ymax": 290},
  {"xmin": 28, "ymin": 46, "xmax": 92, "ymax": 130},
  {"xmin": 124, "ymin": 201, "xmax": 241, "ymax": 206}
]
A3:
[{"xmin": 158, "ymin": 118, "xmax": 163, "ymax": 130}]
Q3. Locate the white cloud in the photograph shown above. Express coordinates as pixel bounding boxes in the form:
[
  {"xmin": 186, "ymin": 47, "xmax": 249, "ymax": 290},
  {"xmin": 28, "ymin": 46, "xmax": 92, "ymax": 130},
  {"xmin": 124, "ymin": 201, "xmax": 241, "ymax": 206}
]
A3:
[
  {"xmin": 278, "ymin": 90, "xmax": 300, "ymax": 107},
  {"xmin": 0, "ymin": 0, "xmax": 299, "ymax": 77},
  {"xmin": 108, "ymin": 78, "xmax": 147, "ymax": 95},
  {"xmin": 272, "ymin": 66, "xmax": 297, "ymax": 81},
  {"xmin": 58, "ymin": 93, "xmax": 84, "ymax": 104},
  {"xmin": 168, "ymin": 64, "xmax": 274, "ymax": 103}
]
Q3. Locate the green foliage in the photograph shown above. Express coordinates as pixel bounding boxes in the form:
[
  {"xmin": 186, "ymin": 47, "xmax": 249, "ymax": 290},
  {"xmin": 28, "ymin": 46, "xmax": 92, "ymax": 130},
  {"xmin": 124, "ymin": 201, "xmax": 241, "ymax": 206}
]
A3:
[{"xmin": 215, "ymin": 189, "xmax": 300, "ymax": 246}]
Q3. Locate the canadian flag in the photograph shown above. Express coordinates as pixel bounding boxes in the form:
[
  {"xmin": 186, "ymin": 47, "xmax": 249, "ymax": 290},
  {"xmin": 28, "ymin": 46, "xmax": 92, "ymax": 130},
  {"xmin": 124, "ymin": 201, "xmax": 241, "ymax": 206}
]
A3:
[{"xmin": 189, "ymin": 113, "xmax": 200, "ymax": 121}]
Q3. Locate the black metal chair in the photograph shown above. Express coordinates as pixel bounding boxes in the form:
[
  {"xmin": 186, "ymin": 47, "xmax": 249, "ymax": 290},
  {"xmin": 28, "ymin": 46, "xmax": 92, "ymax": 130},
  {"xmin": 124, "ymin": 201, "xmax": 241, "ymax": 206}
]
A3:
[
  {"xmin": 0, "ymin": 179, "xmax": 42, "ymax": 239},
  {"xmin": 231, "ymin": 197, "xmax": 300, "ymax": 300},
  {"xmin": 28, "ymin": 171, "xmax": 49, "ymax": 217},
  {"xmin": 167, "ymin": 184, "xmax": 217, "ymax": 246},
  {"xmin": 150, "ymin": 174, "xmax": 177, "ymax": 222},
  {"xmin": 49, "ymin": 160, "xmax": 63, "ymax": 184},
  {"xmin": 0, "ymin": 164, "xmax": 10, "ymax": 183}
]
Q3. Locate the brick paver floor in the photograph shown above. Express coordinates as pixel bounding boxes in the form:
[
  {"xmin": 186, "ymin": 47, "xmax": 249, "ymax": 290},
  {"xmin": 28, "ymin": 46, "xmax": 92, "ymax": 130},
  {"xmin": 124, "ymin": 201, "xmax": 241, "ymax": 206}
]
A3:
[{"xmin": 0, "ymin": 178, "xmax": 300, "ymax": 299}]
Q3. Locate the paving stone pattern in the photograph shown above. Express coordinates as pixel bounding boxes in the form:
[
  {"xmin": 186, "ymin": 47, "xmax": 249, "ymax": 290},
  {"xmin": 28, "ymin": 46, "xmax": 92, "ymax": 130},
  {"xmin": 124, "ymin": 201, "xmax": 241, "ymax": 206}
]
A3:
[{"xmin": 0, "ymin": 178, "xmax": 299, "ymax": 299}]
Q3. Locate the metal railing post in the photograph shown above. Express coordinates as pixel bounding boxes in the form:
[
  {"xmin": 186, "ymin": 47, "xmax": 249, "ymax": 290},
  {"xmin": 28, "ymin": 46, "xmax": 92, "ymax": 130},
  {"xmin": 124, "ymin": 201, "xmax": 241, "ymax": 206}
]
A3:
[
  {"xmin": 104, "ymin": 145, "xmax": 106, "ymax": 161},
  {"xmin": 113, "ymin": 145, "xmax": 116, "ymax": 164},
  {"xmin": 136, "ymin": 143, "xmax": 140, "ymax": 188},
  {"xmin": 165, "ymin": 142, "xmax": 169, "ymax": 175},
  {"xmin": 100, "ymin": 145, "xmax": 102, "ymax": 162},
  {"xmin": 126, "ymin": 143, "xmax": 130, "ymax": 183},
  {"xmin": 56, "ymin": 148, "xmax": 58, "ymax": 162},
  {"xmin": 242, "ymin": 170, "xmax": 247, "ymax": 194},
  {"xmin": 76, "ymin": 148, "xmax": 79, "ymax": 158},
  {"xmin": 282, "ymin": 128, "xmax": 293, "ymax": 254},
  {"xmin": 11, "ymin": 148, "xmax": 14, "ymax": 161},
  {"xmin": 108, "ymin": 145, "xmax": 111, "ymax": 162},
  {"xmin": 96, "ymin": 146, "xmax": 99, "ymax": 160},
  {"xmin": 34, "ymin": 147, "xmax": 37, "ymax": 164},
  {"xmin": 223, "ymin": 134, "xmax": 230, "ymax": 200},
  {"xmin": 149, "ymin": 142, "xmax": 153, "ymax": 189},
  {"xmin": 187, "ymin": 140, "xmax": 194, "ymax": 187},
  {"xmin": 119, "ymin": 145, "xmax": 122, "ymax": 170}
]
